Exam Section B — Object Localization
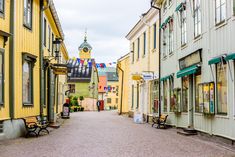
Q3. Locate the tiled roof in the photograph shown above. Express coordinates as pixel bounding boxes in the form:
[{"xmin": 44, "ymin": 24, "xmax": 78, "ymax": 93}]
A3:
[{"xmin": 67, "ymin": 58, "xmax": 95, "ymax": 83}]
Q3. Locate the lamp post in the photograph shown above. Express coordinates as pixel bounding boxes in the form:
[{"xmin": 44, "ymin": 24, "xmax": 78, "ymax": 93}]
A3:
[{"xmin": 151, "ymin": 0, "xmax": 162, "ymax": 117}]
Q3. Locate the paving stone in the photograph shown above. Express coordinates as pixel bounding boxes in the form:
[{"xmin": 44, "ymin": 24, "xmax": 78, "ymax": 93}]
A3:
[{"xmin": 0, "ymin": 111, "xmax": 234, "ymax": 157}]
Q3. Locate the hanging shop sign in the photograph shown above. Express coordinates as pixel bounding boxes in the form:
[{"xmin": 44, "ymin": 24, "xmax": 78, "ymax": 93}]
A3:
[{"xmin": 179, "ymin": 49, "xmax": 202, "ymax": 70}]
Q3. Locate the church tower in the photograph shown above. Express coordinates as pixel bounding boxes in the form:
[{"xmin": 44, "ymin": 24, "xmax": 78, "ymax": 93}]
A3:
[{"xmin": 79, "ymin": 31, "xmax": 92, "ymax": 59}]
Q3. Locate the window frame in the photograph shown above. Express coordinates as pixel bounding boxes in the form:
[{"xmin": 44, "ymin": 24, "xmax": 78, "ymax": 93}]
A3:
[
  {"xmin": 43, "ymin": 18, "xmax": 47, "ymax": 47},
  {"xmin": 0, "ymin": 0, "xmax": 5, "ymax": 16},
  {"xmin": 107, "ymin": 98, "xmax": 112, "ymax": 104},
  {"xmin": 131, "ymin": 84, "xmax": 134, "ymax": 109},
  {"xmin": 168, "ymin": 18, "xmax": 174, "ymax": 54},
  {"xmin": 143, "ymin": 32, "xmax": 146, "ymax": 56},
  {"xmin": 180, "ymin": 8, "xmax": 187, "ymax": 46},
  {"xmin": 233, "ymin": 0, "xmax": 235, "ymax": 16},
  {"xmin": 215, "ymin": 0, "xmax": 226, "ymax": 25},
  {"xmin": 163, "ymin": 80, "xmax": 168, "ymax": 112},
  {"xmin": 0, "ymin": 48, "xmax": 4, "ymax": 106},
  {"xmin": 215, "ymin": 62, "xmax": 228, "ymax": 115},
  {"xmin": 153, "ymin": 23, "xmax": 157, "ymax": 49},
  {"xmin": 137, "ymin": 38, "xmax": 140, "ymax": 60},
  {"xmin": 182, "ymin": 76, "xmax": 189, "ymax": 112},
  {"xmin": 162, "ymin": 27, "xmax": 167, "ymax": 57},
  {"xmin": 193, "ymin": 0, "xmax": 201, "ymax": 38},
  {"xmin": 48, "ymin": 26, "xmax": 51, "ymax": 52},
  {"xmin": 136, "ymin": 83, "xmax": 139, "ymax": 109},
  {"xmin": 132, "ymin": 42, "xmax": 135, "ymax": 63},
  {"xmin": 23, "ymin": 0, "xmax": 33, "ymax": 30}
]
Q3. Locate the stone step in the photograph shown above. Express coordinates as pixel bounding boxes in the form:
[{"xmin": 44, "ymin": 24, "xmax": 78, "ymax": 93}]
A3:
[
  {"xmin": 177, "ymin": 130, "xmax": 198, "ymax": 136},
  {"xmin": 183, "ymin": 128, "xmax": 198, "ymax": 134}
]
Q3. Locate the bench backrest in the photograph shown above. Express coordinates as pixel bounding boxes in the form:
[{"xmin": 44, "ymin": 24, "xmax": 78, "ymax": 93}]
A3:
[
  {"xmin": 160, "ymin": 114, "xmax": 168, "ymax": 122},
  {"xmin": 24, "ymin": 117, "xmax": 37, "ymax": 124}
]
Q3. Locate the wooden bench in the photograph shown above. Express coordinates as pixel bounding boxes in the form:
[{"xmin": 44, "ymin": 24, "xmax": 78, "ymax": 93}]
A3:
[
  {"xmin": 152, "ymin": 114, "xmax": 168, "ymax": 129},
  {"xmin": 23, "ymin": 116, "xmax": 49, "ymax": 137}
]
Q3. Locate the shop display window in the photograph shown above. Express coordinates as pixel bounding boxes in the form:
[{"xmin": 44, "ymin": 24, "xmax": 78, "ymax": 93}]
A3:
[
  {"xmin": 196, "ymin": 82, "xmax": 215, "ymax": 114},
  {"xmin": 173, "ymin": 88, "xmax": 181, "ymax": 113}
]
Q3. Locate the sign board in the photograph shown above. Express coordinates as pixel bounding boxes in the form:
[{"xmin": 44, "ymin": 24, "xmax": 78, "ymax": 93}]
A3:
[
  {"xmin": 142, "ymin": 72, "xmax": 158, "ymax": 81},
  {"xmin": 179, "ymin": 49, "xmax": 202, "ymax": 70}
]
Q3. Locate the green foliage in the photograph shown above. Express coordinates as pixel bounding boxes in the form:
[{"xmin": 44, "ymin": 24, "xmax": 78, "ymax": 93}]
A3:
[{"xmin": 79, "ymin": 96, "xmax": 84, "ymax": 101}]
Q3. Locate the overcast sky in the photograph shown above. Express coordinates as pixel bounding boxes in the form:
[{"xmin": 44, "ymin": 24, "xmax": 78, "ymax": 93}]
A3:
[{"xmin": 54, "ymin": 0, "xmax": 150, "ymax": 63}]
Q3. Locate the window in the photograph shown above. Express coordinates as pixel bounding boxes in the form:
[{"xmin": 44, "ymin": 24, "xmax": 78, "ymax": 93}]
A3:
[
  {"xmin": 131, "ymin": 85, "xmax": 134, "ymax": 109},
  {"xmin": 162, "ymin": 28, "xmax": 167, "ymax": 57},
  {"xmin": 0, "ymin": 50, "xmax": 4, "ymax": 104},
  {"xmin": 180, "ymin": 8, "xmax": 187, "ymax": 45},
  {"xmin": 216, "ymin": 62, "xmax": 227, "ymax": 115},
  {"xmin": 153, "ymin": 23, "xmax": 157, "ymax": 49},
  {"xmin": 107, "ymin": 98, "xmax": 111, "ymax": 104},
  {"xmin": 137, "ymin": 38, "xmax": 140, "ymax": 59},
  {"xmin": 132, "ymin": 43, "xmax": 135, "ymax": 63},
  {"xmin": 143, "ymin": 32, "xmax": 146, "ymax": 56},
  {"xmin": 116, "ymin": 98, "xmax": 118, "ymax": 104},
  {"xmin": 182, "ymin": 76, "xmax": 189, "ymax": 112},
  {"xmin": 0, "ymin": 0, "xmax": 4, "ymax": 14},
  {"xmin": 163, "ymin": 80, "xmax": 168, "ymax": 112},
  {"xmin": 137, "ymin": 83, "xmax": 139, "ymax": 109},
  {"xmin": 233, "ymin": 0, "xmax": 235, "ymax": 15},
  {"xmin": 215, "ymin": 0, "xmax": 226, "ymax": 24},
  {"xmin": 22, "ymin": 60, "xmax": 33, "ymax": 105},
  {"xmin": 169, "ymin": 0, "xmax": 172, "ymax": 6},
  {"xmin": 168, "ymin": 18, "xmax": 173, "ymax": 53},
  {"xmin": 44, "ymin": 18, "xmax": 47, "ymax": 47},
  {"xmin": 52, "ymin": 33, "xmax": 54, "ymax": 56},
  {"xmin": 69, "ymin": 84, "xmax": 75, "ymax": 93},
  {"xmin": 195, "ymin": 73, "xmax": 202, "ymax": 112},
  {"xmin": 169, "ymin": 78, "xmax": 174, "ymax": 112},
  {"xmin": 23, "ymin": 0, "xmax": 32, "ymax": 29},
  {"xmin": 151, "ymin": 80, "xmax": 159, "ymax": 113},
  {"xmin": 163, "ymin": 1, "xmax": 167, "ymax": 13},
  {"xmin": 194, "ymin": 0, "xmax": 201, "ymax": 37},
  {"xmin": 48, "ymin": 26, "xmax": 51, "ymax": 52}
]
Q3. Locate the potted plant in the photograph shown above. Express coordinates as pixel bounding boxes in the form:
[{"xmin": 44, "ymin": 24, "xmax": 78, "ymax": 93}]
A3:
[{"xmin": 81, "ymin": 107, "xmax": 84, "ymax": 111}]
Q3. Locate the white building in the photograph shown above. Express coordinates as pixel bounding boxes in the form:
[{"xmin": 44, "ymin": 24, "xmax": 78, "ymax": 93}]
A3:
[{"xmin": 154, "ymin": 0, "xmax": 235, "ymax": 139}]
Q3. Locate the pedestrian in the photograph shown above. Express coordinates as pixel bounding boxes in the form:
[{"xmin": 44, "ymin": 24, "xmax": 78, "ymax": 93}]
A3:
[{"xmin": 97, "ymin": 101, "xmax": 100, "ymax": 112}]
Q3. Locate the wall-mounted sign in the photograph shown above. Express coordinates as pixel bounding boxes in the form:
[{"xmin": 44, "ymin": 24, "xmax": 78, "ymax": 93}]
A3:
[
  {"xmin": 142, "ymin": 72, "xmax": 158, "ymax": 81},
  {"xmin": 179, "ymin": 49, "xmax": 202, "ymax": 70}
]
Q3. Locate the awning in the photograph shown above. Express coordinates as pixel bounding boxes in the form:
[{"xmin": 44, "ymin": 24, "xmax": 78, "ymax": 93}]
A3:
[
  {"xmin": 164, "ymin": 16, "xmax": 171, "ymax": 24},
  {"xmin": 160, "ymin": 22, "xmax": 165, "ymax": 29},
  {"xmin": 175, "ymin": 3, "xmax": 184, "ymax": 12},
  {"xmin": 208, "ymin": 56, "xmax": 224, "ymax": 65},
  {"xmin": 177, "ymin": 65, "xmax": 199, "ymax": 78},
  {"xmin": 132, "ymin": 74, "xmax": 143, "ymax": 81},
  {"xmin": 225, "ymin": 53, "xmax": 235, "ymax": 61},
  {"xmin": 160, "ymin": 74, "xmax": 173, "ymax": 81}
]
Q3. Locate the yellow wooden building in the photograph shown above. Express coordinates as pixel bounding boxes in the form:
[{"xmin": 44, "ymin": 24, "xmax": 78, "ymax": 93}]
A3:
[
  {"xmin": 117, "ymin": 53, "xmax": 130, "ymax": 114},
  {"xmin": 0, "ymin": 0, "xmax": 68, "ymax": 140}
]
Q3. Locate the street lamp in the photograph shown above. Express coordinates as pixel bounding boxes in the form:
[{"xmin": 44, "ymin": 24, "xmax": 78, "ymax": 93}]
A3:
[{"xmin": 53, "ymin": 38, "xmax": 62, "ymax": 62}]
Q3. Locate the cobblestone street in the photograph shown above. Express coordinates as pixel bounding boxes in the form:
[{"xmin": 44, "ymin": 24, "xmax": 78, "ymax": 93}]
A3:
[{"xmin": 0, "ymin": 111, "xmax": 235, "ymax": 157}]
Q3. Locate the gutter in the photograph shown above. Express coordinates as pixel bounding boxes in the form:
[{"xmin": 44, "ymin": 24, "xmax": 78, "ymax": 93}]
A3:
[
  {"xmin": 9, "ymin": 0, "xmax": 15, "ymax": 119},
  {"xmin": 151, "ymin": 1, "xmax": 162, "ymax": 117},
  {"xmin": 117, "ymin": 64, "xmax": 124, "ymax": 115}
]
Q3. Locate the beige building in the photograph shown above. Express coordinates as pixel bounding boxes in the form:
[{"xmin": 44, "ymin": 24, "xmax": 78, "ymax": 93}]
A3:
[
  {"xmin": 117, "ymin": 53, "xmax": 131, "ymax": 114},
  {"xmin": 126, "ymin": 8, "xmax": 160, "ymax": 118}
]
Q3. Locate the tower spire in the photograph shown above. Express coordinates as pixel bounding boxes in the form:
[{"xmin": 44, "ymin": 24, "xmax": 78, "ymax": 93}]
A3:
[{"xmin": 84, "ymin": 28, "xmax": 87, "ymax": 42}]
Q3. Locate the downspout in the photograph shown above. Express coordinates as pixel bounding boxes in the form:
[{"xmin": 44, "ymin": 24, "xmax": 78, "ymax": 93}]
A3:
[
  {"xmin": 40, "ymin": 0, "xmax": 44, "ymax": 116},
  {"xmin": 151, "ymin": 2, "xmax": 161, "ymax": 117},
  {"xmin": 117, "ymin": 64, "xmax": 124, "ymax": 115},
  {"xmin": 9, "ymin": 0, "xmax": 15, "ymax": 119}
]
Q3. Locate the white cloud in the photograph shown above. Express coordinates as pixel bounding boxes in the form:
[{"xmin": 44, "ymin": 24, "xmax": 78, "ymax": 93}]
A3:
[{"xmin": 54, "ymin": 0, "xmax": 150, "ymax": 62}]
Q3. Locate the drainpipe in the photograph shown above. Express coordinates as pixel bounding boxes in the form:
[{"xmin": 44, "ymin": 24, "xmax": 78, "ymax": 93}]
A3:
[
  {"xmin": 151, "ymin": 1, "xmax": 161, "ymax": 117},
  {"xmin": 117, "ymin": 64, "xmax": 124, "ymax": 115},
  {"xmin": 40, "ymin": 0, "xmax": 44, "ymax": 116},
  {"xmin": 9, "ymin": 0, "xmax": 15, "ymax": 119}
]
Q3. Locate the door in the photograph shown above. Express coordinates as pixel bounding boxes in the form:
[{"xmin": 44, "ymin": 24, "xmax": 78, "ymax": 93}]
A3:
[{"xmin": 188, "ymin": 75, "xmax": 194, "ymax": 128}]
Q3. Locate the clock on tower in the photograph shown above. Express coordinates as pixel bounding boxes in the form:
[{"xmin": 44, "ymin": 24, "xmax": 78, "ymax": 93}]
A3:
[{"xmin": 78, "ymin": 33, "xmax": 92, "ymax": 59}]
